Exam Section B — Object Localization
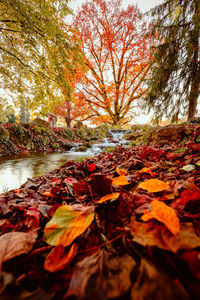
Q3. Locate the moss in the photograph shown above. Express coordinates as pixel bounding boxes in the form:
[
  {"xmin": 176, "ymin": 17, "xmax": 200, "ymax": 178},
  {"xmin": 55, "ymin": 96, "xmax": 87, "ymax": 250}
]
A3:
[
  {"xmin": 104, "ymin": 146, "xmax": 115, "ymax": 153},
  {"xmin": 52, "ymin": 143, "xmax": 60, "ymax": 149}
]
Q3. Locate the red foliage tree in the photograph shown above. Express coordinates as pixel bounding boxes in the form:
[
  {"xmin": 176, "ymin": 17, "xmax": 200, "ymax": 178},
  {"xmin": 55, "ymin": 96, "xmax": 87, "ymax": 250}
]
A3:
[{"xmin": 73, "ymin": 0, "xmax": 152, "ymax": 126}]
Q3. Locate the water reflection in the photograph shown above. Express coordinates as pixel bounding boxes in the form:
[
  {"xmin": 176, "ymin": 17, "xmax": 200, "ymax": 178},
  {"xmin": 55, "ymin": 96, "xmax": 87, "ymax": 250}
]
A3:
[{"xmin": 0, "ymin": 152, "xmax": 89, "ymax": 193}]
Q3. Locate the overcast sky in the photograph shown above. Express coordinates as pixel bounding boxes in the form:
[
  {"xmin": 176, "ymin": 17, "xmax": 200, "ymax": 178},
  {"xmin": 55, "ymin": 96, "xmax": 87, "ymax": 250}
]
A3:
[{"xmin": 68, "ymin": 0, "xmax": 164, "ymax": 13}]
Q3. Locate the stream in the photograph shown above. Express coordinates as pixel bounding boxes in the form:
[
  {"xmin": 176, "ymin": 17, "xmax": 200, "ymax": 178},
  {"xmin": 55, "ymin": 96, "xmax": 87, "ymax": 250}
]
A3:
[{"xmin": 0, "ymin": 129, "xmax": 130, "ymax": 193}]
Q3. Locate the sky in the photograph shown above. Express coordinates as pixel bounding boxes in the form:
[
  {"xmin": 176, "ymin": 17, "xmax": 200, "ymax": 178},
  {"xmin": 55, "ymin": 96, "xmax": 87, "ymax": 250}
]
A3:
[{"xmin": 68, "ymin": 0, "xmax": 163, "ymax": 13}]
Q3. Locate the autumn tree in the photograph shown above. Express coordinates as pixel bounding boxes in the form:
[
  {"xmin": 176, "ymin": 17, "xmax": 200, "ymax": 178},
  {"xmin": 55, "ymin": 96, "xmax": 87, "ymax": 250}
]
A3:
[
  {"xmin": 0, "ymin": 0, "xmax": 83, "ymax": 119},
  {"xmin": 145, "ymin": 0, "xmax": 200, "ymax": 121},
  {"xmin": 73, "ymin": 0, "xmax": 152, "ymax": 126}
]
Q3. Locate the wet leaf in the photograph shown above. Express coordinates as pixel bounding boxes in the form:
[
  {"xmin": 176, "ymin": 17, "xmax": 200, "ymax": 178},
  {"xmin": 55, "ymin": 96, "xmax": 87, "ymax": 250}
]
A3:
[
  {"xmin": 0, "ymin": 230, "xmax": 37, "ymax": 265},
  {"xmin": 141, "ymin": 200, "xmax": 180, "ymax": 235},
  {"xmin": 65, "ymin": 250, "xmax": 136, "ymax": 299},
  {"xmin": 44, "ymin": 205, "xmax": 94, "ymax": 246},
  {"xmin": 138, "ymin": 179, "xmax": 169, "ymax": 193},
  {"xmin": 44, "ymin": 243, "xmax": 78, "ymax": 272},
  {"xmin": 97, "ymin": 192, "xmax": 120, "ymax": 203},
  {"xmin": 112, "ymin": 175, "xmax": 129, "ymax": 186}
]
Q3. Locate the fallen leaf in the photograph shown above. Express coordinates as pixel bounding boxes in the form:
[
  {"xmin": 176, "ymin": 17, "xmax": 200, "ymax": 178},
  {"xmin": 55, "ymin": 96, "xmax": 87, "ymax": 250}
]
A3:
[
  {"xmin": 131, "ymin": 219, "xmax": 200, "ymax": 253},
  {"xmin": 139, "ymin": 167, "xmax": 156, "ymax": 177},
  {"xmin": 0, "ymin": 230, "xmax": 37, "ymax": 266},
  {"xmin": 141, "ymin": 200, "xmax": 180, "ymax": 235},
  {"xmin": 64, "ymin": 177, "xmax": 78, "ymax": 185},
  {"xmin": 138, "ymin": 179, "xmax": 169, "ymax": 193},
  {"xmin": 65, "ymin": 249, "xmax": 136, "ymax": 299},
  {"xmin": 116, "ymin": 168, "xmax": 127, "ymax": 175},
  {"xmin": 97, "ymin": 192, "xmax": 120, "ymax": 203},
  {"xmin": 88, "ymin": 163, "xmax": 96, "ymax": 172},
  {"xmin": 112, "ymin": 175, "xmax": 129, "ymax": 186},
  {"xmin": 44, "ymin": 243, "xmax": 78, "ymax": 272},
  {"xmin": 44, "ymin": 205, "xmax": 94, "ymax": 247},
  {"xmin": 131, "ymin": 258, "xmax": 189, "ymax": 300},
  {"xmin": 41, "ymin": 191, "xmax": 56, "ymax": 197},
  {"xmin": 181, "ymin": 164, "xmax": 196, "ymax": 172},
  {"xmin": 195, "ymin": 161, "xmax": 200, "ymax": 167}
]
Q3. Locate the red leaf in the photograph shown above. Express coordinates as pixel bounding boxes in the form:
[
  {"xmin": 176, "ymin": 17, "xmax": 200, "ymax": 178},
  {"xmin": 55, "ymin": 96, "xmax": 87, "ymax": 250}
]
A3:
[
  {"xmin": 64, "ymin": 177, "xmax": 78, "ymax": 185},
  {"xmin": 88, "ymin": 164, "xmax": 96, "ymax": 172}
]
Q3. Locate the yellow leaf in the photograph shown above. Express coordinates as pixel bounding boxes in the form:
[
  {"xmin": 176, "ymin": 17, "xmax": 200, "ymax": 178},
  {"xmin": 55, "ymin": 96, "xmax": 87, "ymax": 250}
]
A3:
[
  {"xmin": 138, "ymin": 179, "xmax": 169, "ymax": 193},
  {"xmin": 116, "ymin": 168, "xmax": 127, "ymax": 176},
  {"xmin": 44, "ymin": 205, "xmax": 94, "ymax": 246},
  {"xmin": 112, "ymin": 175, "xmax": 129, "ymax": 186},
  {"xmin": 141, "ymin": 200, "xmax": 180, "ymax": 235},
  {"xmin": 98, "ymin": 192, "xmax": 120, "ymax": 203}
]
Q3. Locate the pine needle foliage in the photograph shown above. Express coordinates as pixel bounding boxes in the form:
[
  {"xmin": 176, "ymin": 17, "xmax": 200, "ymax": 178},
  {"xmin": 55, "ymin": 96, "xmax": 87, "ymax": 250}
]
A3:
[{"xmin": 145, "ymin": 0, "xmax": 200, "ymax": 121}]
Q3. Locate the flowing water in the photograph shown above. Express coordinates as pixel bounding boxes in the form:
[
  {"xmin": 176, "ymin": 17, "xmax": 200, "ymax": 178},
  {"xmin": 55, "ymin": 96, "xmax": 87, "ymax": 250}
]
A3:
[{"xmin": 0, "ymin": 129, "xmax": 130, "ymax": 193}]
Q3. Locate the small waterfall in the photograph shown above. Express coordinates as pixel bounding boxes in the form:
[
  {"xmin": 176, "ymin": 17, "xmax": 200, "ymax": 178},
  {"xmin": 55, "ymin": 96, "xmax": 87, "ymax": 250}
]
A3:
[{"xmin": 67, "ymin": 129, "xmax": 130, "ymax": 156}]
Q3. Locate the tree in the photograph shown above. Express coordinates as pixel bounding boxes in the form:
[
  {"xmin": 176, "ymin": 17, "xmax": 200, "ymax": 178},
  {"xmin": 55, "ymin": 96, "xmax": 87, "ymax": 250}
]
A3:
[
  {"xmin": 0, "ymin": 0, "xmax": 83, "ymax": 117},
  {"xmin": 145, "ymin": 0, "xmax": 200, "ymax": 121},
  {"xmin": 73, "ymin": 0, "xmax": 152, "ymax": 126}
]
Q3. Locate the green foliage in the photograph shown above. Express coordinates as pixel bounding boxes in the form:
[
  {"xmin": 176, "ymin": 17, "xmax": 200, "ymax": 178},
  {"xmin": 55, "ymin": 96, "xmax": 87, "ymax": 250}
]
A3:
[
  {"xmin": 145, "ymin": 0, "xmax": 200, "ymax": 121},
  {"xmin": 0, "ymin": 0, "xmax": 84, "ymax": 118}
]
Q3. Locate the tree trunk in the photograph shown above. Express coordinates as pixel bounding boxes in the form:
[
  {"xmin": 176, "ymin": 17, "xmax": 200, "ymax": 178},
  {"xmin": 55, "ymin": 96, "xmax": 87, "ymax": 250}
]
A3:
[
  {"xmin": 64, "ymin": 101, "xmax": 71, "ymax": 127},
  {"xmin": 187, "ymin": 0, "xmax": 199, "ymax": 121}
]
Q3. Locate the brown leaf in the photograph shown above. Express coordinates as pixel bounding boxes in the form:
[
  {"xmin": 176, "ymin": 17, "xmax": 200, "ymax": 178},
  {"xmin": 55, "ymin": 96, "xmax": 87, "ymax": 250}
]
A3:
[
  {"xmin": 0, "ymin": 230, "xmax": 37, "ymax": 266},
  {"xmin": 65, "ymin": 250, "xmax": 136, "ymax": 299},
  {"xmin": 131, "ymin": 258, "xmax": 189, "ymax": 300},
  {"xmin": 131, "ymin": 218, "xmax": 200, "ymax": 253}
]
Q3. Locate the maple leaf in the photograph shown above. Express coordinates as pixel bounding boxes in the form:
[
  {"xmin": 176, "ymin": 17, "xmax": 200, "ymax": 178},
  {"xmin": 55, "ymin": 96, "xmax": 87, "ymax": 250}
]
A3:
[
  {"xmin": 138, "ymin": 179, "xmax": 169, "ymax": 193},
  {"xmin": 141, "ymin": 200, "xmax": 180, "ymax": 235},
  {"xmin": 44, "ymin": 205, "xmax": 94, "ymax": 247}
]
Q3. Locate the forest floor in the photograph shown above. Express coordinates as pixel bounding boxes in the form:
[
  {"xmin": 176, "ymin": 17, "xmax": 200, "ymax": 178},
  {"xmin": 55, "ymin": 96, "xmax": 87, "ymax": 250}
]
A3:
[{"xmin": 0, "ymin": 123, "xmax": 199, "ymax": 299}]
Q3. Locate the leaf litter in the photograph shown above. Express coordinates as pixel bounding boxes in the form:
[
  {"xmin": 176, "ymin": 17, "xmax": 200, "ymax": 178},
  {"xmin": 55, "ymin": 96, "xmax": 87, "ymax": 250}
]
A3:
[{"xmin": 0, "ymin": 132, "xmax": 200, "ymax": 299}]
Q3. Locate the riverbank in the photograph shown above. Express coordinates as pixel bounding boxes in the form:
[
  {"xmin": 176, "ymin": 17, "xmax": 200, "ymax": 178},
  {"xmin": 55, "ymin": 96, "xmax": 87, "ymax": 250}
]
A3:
[
  {"xmin": 0, "ymin": 134, "xmax": 199, "ymax": 299},
  {"xmin": 0, "ymin": 121, "xmax": 199, "ymax": 157},
  {"xmin": 0, "ymin": 122, "xmax": 109, "ymax": 156}
]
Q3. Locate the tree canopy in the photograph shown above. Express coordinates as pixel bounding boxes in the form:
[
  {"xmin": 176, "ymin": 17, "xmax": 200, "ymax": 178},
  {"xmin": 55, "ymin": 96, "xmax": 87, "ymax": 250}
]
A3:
[
  {"xmin": 74, "ymin": 0, "xmax": 152, "ymax": 126},
  {"xmin": 145, "ymin": 0, "xmax": 200, "ymax": 121},
  {"xmin": 0, "ymin": 0, "xmax": 83, "ymax": 118}
]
